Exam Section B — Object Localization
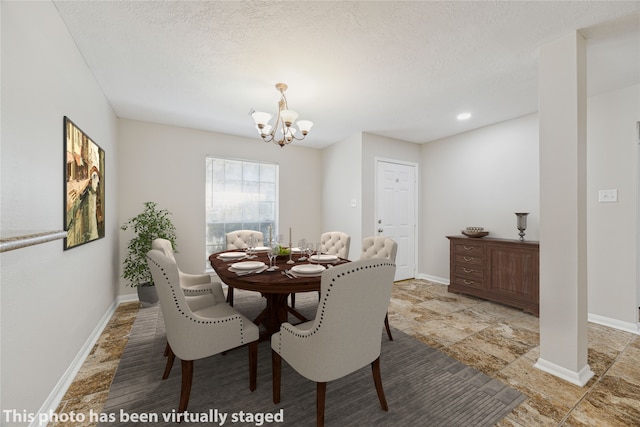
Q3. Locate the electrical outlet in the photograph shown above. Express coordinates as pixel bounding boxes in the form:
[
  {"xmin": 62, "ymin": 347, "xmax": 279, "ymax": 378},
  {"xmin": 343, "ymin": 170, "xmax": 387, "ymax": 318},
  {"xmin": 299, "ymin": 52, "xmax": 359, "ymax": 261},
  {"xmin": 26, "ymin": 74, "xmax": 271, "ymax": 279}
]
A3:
[{"xmin": 598, "ymin": 189, "xmax": 618, "ymax": 203}]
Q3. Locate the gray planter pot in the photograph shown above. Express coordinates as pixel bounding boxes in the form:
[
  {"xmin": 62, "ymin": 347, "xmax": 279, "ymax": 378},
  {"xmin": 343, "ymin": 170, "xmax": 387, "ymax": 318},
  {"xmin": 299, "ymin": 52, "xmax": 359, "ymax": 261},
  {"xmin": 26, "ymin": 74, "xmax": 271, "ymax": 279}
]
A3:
[{"xmin": 137, "ymin": 283, "xmax": 158, "ymax": 307}]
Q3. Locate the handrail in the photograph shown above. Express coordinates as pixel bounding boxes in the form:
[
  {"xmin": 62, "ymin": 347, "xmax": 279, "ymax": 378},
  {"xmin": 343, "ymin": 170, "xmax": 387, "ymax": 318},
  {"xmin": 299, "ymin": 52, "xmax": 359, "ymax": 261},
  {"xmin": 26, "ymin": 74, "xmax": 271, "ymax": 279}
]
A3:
[{"xmin": 0, "ymin": 230, "xmax": 67, "ymax": 252}]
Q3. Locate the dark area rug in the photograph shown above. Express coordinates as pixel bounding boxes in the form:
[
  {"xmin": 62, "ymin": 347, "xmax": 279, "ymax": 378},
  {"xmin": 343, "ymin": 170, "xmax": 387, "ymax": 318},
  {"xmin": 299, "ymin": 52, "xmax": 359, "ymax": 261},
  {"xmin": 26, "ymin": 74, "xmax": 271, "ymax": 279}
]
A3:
[{"xmin": 99, "ymin": 290, "xmax": 526, "ymax": 426}]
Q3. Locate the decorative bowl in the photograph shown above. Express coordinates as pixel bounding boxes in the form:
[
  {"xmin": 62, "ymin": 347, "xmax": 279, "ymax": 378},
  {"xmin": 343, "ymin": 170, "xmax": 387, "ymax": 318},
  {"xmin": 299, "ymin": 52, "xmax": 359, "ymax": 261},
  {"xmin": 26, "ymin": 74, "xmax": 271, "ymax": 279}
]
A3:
[{"xmin": 462, "ymin": 230, "xmax": 489, "ymax": 238}]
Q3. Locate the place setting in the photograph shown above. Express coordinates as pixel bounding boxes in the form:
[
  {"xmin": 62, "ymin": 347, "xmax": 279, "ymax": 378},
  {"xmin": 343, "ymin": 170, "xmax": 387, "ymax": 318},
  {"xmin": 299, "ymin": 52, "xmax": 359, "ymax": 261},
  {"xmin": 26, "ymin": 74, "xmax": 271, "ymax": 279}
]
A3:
[
  {"xmin": 227, "ymin": 260, "xmax": 268, "ymax": 276},
  {"xmin": 284, "ymin": 263, "xmax": 326, "ymax": 279},
  {"xmin": 216, "ymin": 251, "xmax": 248, "ymax": 262}
]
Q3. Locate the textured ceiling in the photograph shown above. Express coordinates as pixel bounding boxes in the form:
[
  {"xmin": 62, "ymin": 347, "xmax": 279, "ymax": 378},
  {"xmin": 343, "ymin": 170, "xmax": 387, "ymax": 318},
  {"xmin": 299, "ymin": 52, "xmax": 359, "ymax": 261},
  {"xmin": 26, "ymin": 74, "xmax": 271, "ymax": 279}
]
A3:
[{"xmin": 53, "ymin": 1, "xmax": 640, "ymax": 148}]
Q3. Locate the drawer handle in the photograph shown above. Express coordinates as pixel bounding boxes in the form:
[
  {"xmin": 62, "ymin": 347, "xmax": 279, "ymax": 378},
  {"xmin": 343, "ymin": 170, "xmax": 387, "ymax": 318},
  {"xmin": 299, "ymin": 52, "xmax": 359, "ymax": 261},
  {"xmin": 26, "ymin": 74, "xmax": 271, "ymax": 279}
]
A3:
[
  {"xmin": 463, "ymin": 280, "xmax": 475, "ymax": 285},
  {"xmin": 463, "ymin": 246, "xmax": 474, "ymax": 251},
  {"xmin": 463, "ymin": 257, "xmax": 473, "ymax": 262},
  {"xmin": 463, "ymin": 268, "xmax": 474, "ymax": 273}
]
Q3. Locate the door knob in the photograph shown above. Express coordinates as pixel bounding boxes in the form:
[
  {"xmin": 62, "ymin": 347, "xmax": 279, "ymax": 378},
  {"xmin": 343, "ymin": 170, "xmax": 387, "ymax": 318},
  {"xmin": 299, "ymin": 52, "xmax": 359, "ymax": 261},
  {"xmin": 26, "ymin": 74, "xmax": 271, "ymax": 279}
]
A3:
[{"xmin": 378, "ymin": 228, "xmax": 384, "ymax": 233}]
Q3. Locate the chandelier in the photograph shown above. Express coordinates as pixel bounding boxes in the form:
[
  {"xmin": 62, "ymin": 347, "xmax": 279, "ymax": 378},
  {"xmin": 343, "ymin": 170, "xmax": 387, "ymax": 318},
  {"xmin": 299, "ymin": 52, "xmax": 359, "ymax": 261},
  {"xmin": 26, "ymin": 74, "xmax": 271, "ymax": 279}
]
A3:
[{"xmin": 251, "ymin": 83, "xmax": 313, "ymax": 147}]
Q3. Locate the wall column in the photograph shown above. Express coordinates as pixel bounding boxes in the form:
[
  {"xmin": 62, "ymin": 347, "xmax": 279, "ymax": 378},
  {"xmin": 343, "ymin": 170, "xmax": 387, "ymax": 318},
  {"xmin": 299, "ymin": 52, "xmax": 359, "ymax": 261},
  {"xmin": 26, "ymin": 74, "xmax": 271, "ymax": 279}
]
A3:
[{"xmin": 535, "ymin": 31, "xmax": 594, "ymax": 386}]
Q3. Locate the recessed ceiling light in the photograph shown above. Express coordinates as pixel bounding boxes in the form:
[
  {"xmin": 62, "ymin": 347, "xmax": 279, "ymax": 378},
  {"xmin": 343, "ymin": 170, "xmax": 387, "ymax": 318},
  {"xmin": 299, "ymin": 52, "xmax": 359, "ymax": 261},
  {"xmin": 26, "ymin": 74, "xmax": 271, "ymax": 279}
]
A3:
[{"xmin": 457, "ymin": 112, "xmax": 471, "ymax": 121}]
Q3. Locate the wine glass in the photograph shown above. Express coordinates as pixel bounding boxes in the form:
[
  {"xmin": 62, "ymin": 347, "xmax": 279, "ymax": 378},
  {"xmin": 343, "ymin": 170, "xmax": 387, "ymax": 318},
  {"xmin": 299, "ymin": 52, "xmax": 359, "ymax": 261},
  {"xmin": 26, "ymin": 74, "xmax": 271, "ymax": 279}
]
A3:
[
  {"xmin": 246, "ymin": 236, "xmax": 256, "ymax": 258},
  {"xmin": 267, "ymin": 244, "xmax": 279, "ymax": 271},
  {"xmin": 297, "ymin": 238, "xmax": 307, "ymax": 261}
]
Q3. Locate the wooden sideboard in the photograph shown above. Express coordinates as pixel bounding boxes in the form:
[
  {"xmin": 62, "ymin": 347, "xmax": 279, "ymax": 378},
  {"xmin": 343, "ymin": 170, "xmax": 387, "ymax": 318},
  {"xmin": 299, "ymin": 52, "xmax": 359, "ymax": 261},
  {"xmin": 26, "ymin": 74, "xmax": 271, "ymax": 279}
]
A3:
[{"xmin": 446, "ymin": 235, "xmax": 539, "ymax": 315}]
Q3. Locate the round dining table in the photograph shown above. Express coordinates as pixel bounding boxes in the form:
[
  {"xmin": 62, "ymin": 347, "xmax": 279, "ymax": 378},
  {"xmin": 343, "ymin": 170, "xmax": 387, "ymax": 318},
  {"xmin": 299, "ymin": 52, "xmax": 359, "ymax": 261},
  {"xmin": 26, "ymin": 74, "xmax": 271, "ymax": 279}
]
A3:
[{"xmin": 208, "ymin": 250, "xmax": 349, "ymax": 338}]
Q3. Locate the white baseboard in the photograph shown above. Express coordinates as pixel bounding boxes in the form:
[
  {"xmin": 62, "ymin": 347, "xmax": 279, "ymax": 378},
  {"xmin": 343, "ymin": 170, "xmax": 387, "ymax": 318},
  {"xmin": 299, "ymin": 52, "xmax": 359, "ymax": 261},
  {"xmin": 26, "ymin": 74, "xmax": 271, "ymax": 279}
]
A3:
[
  {"xmin": 534, "ymin": 358, "xmax": 595, "ymax": 386},
  {"xmin": 417, "ymin": 273, "xmax": 449, "ymax": 285},
  {"xmin": 30, "ymin": 297, "xmax": 125, "ymax": 427},
  {"xmin": 588, "ymin": 313, "xmax": 640, "ymax": 335}
]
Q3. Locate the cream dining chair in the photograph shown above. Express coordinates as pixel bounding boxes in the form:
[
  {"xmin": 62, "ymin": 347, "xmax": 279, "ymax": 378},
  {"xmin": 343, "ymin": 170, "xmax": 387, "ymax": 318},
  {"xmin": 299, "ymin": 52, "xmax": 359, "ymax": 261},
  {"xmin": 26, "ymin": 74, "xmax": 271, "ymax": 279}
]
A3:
[
  {"xmin": 147, "ymin": 249, "xmax": 259, "ymax": 412},
  {"xmin": 272, "ymin": 258, "xmax": 396, "ymax": 427},
  {"xmin": 151, "ymin": 238, "xmax": 224, "ymax": 302},
  {"xmin": 360, "ymin": 236, "xmax": 398, "ymax": 340},
  {"xmin": 152, "ymin": 238, "xmax": 227, "ymax": 359},
  {"xmin": 291, "ymin": 231, "xmax": 351, "ymax": 309},
  {"xmin": 225, "ymin": 230, "xmax": 264, "ymax": 305},
  {"xmin": 319, "ymin": 231, "xmax": 351, "ymax": 258}
]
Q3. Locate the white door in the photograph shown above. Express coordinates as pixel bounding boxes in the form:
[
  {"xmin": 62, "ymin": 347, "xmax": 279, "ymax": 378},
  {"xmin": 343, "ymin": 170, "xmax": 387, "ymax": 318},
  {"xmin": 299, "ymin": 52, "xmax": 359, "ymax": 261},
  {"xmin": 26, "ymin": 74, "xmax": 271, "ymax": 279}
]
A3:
[{"xmin": 376, "ymin": 160, "xmax": 417, "ymax": 280}]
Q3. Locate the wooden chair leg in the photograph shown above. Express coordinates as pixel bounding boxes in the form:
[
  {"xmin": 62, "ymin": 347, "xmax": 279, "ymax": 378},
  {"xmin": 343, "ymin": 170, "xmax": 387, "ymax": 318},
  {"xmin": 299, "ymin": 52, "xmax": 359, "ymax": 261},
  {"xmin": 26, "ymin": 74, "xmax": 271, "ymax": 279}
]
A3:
[
  {"xmin": 371, "ymin": 357, "xmax": 388, "ymax": 411},
  {"xmin": 290, "ymin": 293, "xmax": 296, "ymax": 308},
  {"xmin": 384, "ymin": 313, "xmax": 393, "ymax": 341},
  {"xmin": 163, "ymin": 341, "xmax": 170, "ymax": 357},
  {"xmin": 272, "ymin": 350, "xmax": 282, "ymax": 404},
  {"xmin": 226, "ymin": 286, "xmax": 234, "ymax": 306},
  {"xmin": 163, "ymin": 345, "xmax": 175, "ymax": 379},
  {"xmin": 248, "ymin": 341, "xmax": 258, "ymax": 391},
  {"xmin": 178, "ymin": 360, "xmax": 194, "ymax": 412},
  {"xmin": 316, "ymin": 382, "xmax": 327, "ymax": 427}
]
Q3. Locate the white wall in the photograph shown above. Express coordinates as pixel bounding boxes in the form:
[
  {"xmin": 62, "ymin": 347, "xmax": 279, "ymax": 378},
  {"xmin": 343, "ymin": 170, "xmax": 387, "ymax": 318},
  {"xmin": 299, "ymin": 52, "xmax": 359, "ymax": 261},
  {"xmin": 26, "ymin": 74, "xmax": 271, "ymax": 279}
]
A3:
[
  {"xmin": 420, "ymin": 114, "xmax": 540, "ymax": 282},
  {"xmin": 117, "ymin": 119, "xmax": 323, "ymax": 293},
  {"xmin": 587, "ymin": 84, "xmax": 639, "ymax": 326},
  {"xmin": 1, "ymin": 1, "xmax": 119, "ymax": 420},
  {"xmin": 419, "ymin": 87, "xmax": 639, "ymax": 330},
  {"xmin": 321, "ymin": 133, "xmax": 362, "ymax": 257}
]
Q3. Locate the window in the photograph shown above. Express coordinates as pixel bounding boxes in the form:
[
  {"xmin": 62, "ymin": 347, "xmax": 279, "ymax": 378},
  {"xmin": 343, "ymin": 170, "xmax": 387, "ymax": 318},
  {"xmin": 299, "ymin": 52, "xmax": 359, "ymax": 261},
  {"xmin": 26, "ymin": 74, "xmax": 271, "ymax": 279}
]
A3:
[{"xmin": 205, "ymin": 157, "xmax": 278, "ymax": 259}]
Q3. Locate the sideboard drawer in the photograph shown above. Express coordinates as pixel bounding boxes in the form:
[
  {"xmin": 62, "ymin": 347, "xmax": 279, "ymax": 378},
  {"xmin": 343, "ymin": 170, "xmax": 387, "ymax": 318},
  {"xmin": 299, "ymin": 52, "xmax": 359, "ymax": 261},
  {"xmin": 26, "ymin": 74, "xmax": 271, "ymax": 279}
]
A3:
[
  {"xmin": 454, "ymin": 265, "xmax": 484, "ymax": 280},
  {"xmin": 453, "ymin": 242, "xmax": 484, "ymax": 257},
  {"xmin": 454, "ymin": 254, "xmax": 483, "ymax": 266},
  {"xmin": 451, "ymin": 275, "xmax": 484, "ymax": 290}
]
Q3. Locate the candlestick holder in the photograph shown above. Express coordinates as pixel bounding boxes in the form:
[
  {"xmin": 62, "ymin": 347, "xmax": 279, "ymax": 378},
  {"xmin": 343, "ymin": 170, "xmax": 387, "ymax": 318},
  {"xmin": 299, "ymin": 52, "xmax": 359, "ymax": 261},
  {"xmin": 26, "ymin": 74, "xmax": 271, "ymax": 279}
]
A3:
[{"xmin": 515, "ymin": 212, "xmax": 529, "ymax": 241}]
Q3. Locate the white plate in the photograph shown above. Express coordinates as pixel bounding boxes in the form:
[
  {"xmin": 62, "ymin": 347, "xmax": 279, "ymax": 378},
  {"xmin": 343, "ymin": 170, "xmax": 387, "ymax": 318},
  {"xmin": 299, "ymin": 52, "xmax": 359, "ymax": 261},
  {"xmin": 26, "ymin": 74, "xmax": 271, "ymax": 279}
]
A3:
[
  {"xmin": 218, "ymin": 252, "xmax": 246, "ymax": 259},
  {"xmin": 231, "ymin": 261, "xmax": 265, "ymax": 271},
  {"xmin": 254, "ymin": 246, "xmax": 270, "ymax": 251},
  {"xmin": 291, "ymin": 264, "xmax": 326, "ymax": 275},
  {"xmin": 309, "ymin": 254, "xmax": 338, "ymax": 262},
  {"xmin": 291, "ymin": 247, "xmax": 303, "ymax": 253},
  {"xmin": 229, "ymin": 265, "xmax": 268, "ymax": 275}
]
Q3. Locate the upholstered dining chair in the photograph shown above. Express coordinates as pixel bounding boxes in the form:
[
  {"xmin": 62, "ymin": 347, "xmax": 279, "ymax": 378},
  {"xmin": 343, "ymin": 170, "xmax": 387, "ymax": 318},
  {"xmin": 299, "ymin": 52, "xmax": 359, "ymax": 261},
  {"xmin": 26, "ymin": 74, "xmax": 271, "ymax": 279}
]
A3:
[
  {"xmin": 225, "ymin": 230, "xmax": 265, "ymax": 305},
  {"xmin": 152, "ymin": 238, "xmax": 226, "ymax": 361},
  {"xmin": 319, "ymin": 231, "xmax": 351, "ymax": 258},
  {"xmin": 147, "ymin": 249, "xmax": 259, "ymax": 413},
  {"xmin": 360, "ymin": 236, "xmax": 398, "ymax": 340},
  {"xmin": 272, "ymin": 258, "xmax": 396, "ymax": 427},
  {"xmin": 152, "ymin": 238, "xmax": 224, "ymax": 302},
  {"xmin": 290, "ymin": 231, "xmax": 351, "ymax": 309}
]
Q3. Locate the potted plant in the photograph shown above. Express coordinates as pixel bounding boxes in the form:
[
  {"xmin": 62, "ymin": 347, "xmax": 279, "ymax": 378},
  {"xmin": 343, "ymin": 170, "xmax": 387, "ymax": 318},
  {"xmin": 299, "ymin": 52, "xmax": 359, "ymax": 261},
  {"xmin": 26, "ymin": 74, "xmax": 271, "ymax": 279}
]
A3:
[{"xmin": 121, "ymin": 201, "xmax": 177, "ymax": 306}]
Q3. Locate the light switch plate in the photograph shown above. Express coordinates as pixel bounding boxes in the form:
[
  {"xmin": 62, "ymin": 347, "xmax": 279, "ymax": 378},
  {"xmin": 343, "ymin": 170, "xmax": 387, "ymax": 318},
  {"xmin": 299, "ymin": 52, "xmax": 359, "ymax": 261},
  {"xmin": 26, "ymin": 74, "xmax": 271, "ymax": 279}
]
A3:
[{"xmin": 598, "ymin": 189, "xmax": 618, "ymax": 203}]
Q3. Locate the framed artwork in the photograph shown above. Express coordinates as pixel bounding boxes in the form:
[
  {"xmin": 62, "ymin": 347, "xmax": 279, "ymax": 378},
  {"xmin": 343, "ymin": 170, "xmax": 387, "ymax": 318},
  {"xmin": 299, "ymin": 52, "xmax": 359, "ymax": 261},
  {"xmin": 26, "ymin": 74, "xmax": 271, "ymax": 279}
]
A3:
[{"xmin": 63, "ymin": 116, "xmax": 105, "ymax": 250}]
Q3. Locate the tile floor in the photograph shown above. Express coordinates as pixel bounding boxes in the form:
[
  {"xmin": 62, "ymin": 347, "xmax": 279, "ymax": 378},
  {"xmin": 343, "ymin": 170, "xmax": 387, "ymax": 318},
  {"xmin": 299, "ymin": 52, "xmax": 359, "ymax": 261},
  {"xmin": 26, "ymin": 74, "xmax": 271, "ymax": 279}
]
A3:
[{"xmin": 52, "ymin": 280, "xmax": 640, "ymax": 426}]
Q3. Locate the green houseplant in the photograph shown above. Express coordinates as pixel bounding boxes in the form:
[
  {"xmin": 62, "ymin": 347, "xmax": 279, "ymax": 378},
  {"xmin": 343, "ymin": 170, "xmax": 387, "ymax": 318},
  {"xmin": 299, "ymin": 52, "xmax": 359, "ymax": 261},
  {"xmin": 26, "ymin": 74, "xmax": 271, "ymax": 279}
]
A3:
[{"xmin": 121, "ymin": 202, "xmax": 177, "ymax": 304}]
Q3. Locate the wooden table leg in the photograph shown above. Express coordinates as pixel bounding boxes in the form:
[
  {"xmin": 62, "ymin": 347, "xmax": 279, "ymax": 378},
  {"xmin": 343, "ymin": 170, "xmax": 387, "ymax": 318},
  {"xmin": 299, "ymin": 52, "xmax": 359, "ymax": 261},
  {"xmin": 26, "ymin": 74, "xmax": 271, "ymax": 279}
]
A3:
[{"xmin": 262, "ymin": 293, "xmax": 290, "ymax": 336}]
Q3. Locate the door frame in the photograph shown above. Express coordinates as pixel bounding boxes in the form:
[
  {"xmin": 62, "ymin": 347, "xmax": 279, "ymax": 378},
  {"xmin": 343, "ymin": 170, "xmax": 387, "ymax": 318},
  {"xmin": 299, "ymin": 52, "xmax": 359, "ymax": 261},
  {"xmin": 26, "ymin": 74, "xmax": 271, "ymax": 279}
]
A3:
[{"xmin": 374, "ymin": 157, "xmax": 419, "ymax": 280}]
